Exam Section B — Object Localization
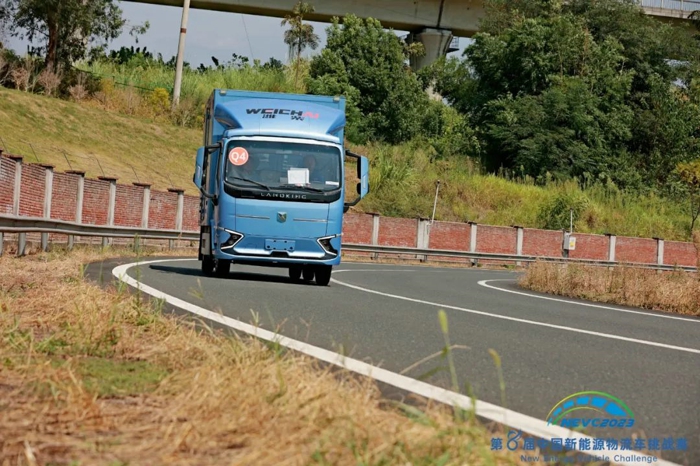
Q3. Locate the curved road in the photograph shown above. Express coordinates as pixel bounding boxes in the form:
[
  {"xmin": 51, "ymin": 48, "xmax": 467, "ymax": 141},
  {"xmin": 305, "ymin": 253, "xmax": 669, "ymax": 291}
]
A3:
[{"xmin": 97, "ymin": 258, "xmax": 700, "ymax": 466}]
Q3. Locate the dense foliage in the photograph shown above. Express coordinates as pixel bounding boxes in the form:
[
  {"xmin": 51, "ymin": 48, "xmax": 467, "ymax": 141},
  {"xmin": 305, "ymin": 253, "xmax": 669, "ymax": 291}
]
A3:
[{"xmin": 434, "ymin": 0, "xmax": 700, "ymax": 195}]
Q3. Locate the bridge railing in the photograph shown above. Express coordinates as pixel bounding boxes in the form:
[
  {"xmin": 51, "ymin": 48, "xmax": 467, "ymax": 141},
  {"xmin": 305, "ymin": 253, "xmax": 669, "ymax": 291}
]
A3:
[{"xmin": 638, "ymin": 0, "xmax": 700, "ymax": 13}]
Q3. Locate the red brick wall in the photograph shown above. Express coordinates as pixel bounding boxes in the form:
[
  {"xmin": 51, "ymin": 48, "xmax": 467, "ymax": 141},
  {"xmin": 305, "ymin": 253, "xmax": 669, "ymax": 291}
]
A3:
[
  {"xmin": 476, "ymin": 225, "xmax": 516, "ymax": 254},
  {"xmin": 148, "ymin": 191, "xmax": 177, "ymax": 230},
  {"xmin": 428, "ymin": 221, "xmax": 470, "ymax": 251},
  {"xmin": 4, "ymin": 156, "xmax": 699, "ymax": 268},
  {"xmin": 664, "ymin": 241, "xmax": 697, "ymax": 267},
  {"xmin": 50, "ymin": 173, "xmax": 79, "ymax": 222},
  {"xmin": 522, "ymin": 228, "xmax": 562, "ymax": 257},
  {"xmin": 19, "ymin": 164, "xmax": 45, "ymax": 217},
  {"xmin": 0, "ymin": 157, "xmax": 15, "ymax": 215},
  {"xmin": 569, "ymin": 233, "xmax": 609, "ymax": 260},
  {"xmin": 114, "ymin": 185, "xmax": 144, "ymax": 227},
  {"xmin": 82, "ymin": 179, "xmax": 110, "ymax": 225},
  {"xmin": 183, "ymin": 195, "xmax": 200, "ymax": 231},
  {"xmin": 342, "ymin": 213, "xmax": 373, "ymax": 244},
  {"xmin": 616, "ymin": 236, "xmax": 657, "ymax": 264},
  {"xmin": 378, "ymin": 217, "xmax": 417, "ymax": 247}
]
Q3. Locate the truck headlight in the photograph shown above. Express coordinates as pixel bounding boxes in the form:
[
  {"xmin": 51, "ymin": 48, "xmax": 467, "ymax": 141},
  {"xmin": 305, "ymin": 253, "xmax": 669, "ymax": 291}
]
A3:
[
  {"xmin": 317, "ymin": 236, "xmax": 338, "ymax": 255},
  {"xmin": 221, "ymin": 229, "xmax": 243, "ymax": 250}
]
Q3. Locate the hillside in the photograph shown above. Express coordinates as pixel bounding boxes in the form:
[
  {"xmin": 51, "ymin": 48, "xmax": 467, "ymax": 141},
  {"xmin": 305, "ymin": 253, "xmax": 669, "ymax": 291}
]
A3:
[
  {"xmin": 0, "ymin": 86, "xmax": 695, "ymax": 241},
  {"xmin": 0, "ymin": 87, "xmax": 201, "ymax": 195}
]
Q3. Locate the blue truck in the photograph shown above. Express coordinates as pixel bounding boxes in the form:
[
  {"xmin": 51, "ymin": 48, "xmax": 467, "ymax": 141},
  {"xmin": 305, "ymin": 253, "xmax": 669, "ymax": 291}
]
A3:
[{"xmin": 193, "ymin": 89, "xmax": 370, "ymax": 286}]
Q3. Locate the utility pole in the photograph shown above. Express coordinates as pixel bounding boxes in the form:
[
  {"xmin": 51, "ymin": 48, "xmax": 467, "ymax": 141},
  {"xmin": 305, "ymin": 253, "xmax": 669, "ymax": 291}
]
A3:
[
  {"xmin": 172, "ymin": 0, "xmax": 191, "ymax": 109},
  {"xmin": 431, "ymin": 180, "xmax": 441, "ymax": 224}
]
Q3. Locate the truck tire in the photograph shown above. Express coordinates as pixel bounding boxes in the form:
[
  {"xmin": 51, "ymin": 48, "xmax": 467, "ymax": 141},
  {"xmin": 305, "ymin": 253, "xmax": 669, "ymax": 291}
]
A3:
[
  {"xmin": 289, "ymin": 266, "xmax": 302, "ymax": 281},
  {"xmin": 315, "ymin": 265, "xmax": 332, "ymax": 286},
  {"xmin": 202, "ymin": 255, "xmax": 215, "ymax": 276},
  {"xmin": 215, "ymin": 259, "xmax": 231, "ymax": 277},
  {"xmin": 302, "ymin": 266, "xmax": 315, "ymax": 281}
]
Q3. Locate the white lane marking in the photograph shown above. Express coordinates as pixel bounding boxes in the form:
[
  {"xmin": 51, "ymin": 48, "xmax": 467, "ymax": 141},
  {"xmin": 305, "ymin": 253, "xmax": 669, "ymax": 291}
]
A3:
[
  {"xmin": 479, "ymin": 279, "xmax": 700, "ymax": 323},
  {"xmin": 111, "ymin": 258, "xmax": 680, "ymax": 466},
  {"xmin": 334, "ymin": 269, "xmax": 416, "ymax": 273},
  {"xmin": 329, "ymin": 278, "xmax": 700, "ymax": 355}
]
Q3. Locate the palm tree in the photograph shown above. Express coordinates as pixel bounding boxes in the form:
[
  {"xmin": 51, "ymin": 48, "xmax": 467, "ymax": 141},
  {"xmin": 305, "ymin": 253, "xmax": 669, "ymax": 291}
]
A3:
[
  {"xmin": 281, "ymin": 1, "xmax": 319, "ymax": 62},
  {"xmin": 281, "ymin": 1, "xmax": 319, "ymax": 89}
]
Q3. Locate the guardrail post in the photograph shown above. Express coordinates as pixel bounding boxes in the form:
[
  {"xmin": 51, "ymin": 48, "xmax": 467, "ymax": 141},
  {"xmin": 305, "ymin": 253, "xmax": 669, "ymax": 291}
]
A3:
[
  {"xmin": 41, "ymin": 164, "xmax": 54, "ymax": 252},
  {"xmin": 134, "ymin": 182, "xmax": 151, "ymax": 250},
  {"xmin": 514, "ymin": 225, "xmax": 523, "ymax": 266},
  {"xmin": 468, "ymin": 221, "xmax": 478, "ymax": 266},
  {"xmin": 606, "ymin": 233, "xmax": 616, "ymax": 263},
  {"xmin": 67, "ymin": 170, "xmax": 85, "ymax": 250},
  {"xmin": 417, "ymin": 217, "xmax": 430, "ymax": 262},
  {"xmin": 99, "ymin": 176, "xmax": 118, "ymax": 248},
  {"xmin": 371, "ymin": 213, "xmax": 380, "ymax": 260},
  {"xmin": 168, "ymin": 187, "xmax": 185, "ymax": 250},
  {"xmin": 654, "ymin": 237, "xmax": 664, "ymax": 267},
  {"xmin": 10, "ymin": 156, "xmax": 25, "ymax": 256}
]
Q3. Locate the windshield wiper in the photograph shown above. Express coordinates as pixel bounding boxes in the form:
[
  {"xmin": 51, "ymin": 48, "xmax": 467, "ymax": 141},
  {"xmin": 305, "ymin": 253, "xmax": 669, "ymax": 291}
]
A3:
[
  {"xmin": 278, "ymin": 183, "xmax": 325, "ymax": 193},
  {"xmin": 229, "ymin": 176, "xmax": 270, "ymax": 191}
]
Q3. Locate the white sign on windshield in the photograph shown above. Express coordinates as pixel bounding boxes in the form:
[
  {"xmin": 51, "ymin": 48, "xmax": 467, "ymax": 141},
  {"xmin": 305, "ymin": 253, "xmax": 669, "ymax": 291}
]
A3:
[{"xmin": 287, "ymin": 168, "xmax": 309, "ymax": 185}]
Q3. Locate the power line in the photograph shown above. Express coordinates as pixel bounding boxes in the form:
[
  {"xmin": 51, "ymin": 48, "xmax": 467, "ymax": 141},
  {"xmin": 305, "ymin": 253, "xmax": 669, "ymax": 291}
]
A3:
[{"xmin": 240, "ymin": 15, "xmax": 254, "ymax": 60}]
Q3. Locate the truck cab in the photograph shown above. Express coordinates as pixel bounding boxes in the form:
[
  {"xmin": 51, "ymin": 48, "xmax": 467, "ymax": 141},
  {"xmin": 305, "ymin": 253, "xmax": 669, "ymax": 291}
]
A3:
[{"xmin": 193, "ymin": 89, "xmax": 369, "ymax": 286}]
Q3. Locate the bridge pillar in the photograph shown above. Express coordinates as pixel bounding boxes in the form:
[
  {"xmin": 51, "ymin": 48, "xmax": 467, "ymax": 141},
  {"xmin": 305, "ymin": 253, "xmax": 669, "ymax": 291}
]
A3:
[{"xmin": 407, "ymin": 28, "xmax": 455, "ymax": 72}]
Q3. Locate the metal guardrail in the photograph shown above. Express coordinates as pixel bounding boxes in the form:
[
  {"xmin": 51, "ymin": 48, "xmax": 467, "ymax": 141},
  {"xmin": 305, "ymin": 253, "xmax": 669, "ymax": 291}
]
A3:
[
  {"xmin": 341, "ymin": 243, "xmax": 699, "ymax": 272},
  {"xmin": 0, "ymin": 214, "xmax": 197, "ymax": 256},
  {"xmin": 1, "ymin": 214, "xmax": 696, "ymax": 272}
]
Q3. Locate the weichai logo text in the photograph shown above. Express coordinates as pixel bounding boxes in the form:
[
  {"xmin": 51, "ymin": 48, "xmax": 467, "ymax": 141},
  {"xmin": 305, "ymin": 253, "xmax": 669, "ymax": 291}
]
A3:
[{"xmin": 246, "ymin": 108, "xmax": 319, "ymax": 120}]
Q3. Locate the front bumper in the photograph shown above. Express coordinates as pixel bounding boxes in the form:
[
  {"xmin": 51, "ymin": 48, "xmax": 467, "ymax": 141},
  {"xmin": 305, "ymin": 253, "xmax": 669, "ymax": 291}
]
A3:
[{"xmin": 213, "ymin": 228, "xmax": 342, "ymax": 266}]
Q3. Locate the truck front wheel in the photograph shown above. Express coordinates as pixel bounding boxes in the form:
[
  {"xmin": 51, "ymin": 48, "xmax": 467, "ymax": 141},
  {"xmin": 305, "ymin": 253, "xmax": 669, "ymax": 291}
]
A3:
[
  {"xmin": 289, "ymin": 265, "xmax": 302, "ymax": 281},
  {"xmin": 215, "ymin": 259, "xmax": 231, "ymax": 277},
  {"xmin": 202, "ymin": 255, "xmax": 215, "ymax": 276},
  {"xmin": 315, "ymin": 265, "xmax": 332, "ymax": 286},
  {"xmin": 302, "ymin": 266, "xmax": 315, "ymax": 281}
]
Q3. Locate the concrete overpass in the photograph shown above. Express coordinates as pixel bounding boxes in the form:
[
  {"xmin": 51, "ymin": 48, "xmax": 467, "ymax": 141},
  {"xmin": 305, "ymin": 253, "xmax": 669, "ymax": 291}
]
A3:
[{"xmin": 125, "ymin": 0, "xmax": 700, "ymax": 70}]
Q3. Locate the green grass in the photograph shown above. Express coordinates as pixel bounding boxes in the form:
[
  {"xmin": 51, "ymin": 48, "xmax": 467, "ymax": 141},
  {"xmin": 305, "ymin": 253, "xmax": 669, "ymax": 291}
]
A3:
[
  {"xmin": 0, "ymin": 86, "xmax": 201, "ymax": 194},
  {"xmin": 80, "ymin": 59, "xmax": 305, "ymax": 113},
  {"xmin": 1, "ymin": 74, "xmax": 696, "ymax": 241},
  {"xmin": 76, "ymin": 357, "xmax": 169, "ymax": 397},
  {"xmin": 349, "ymin": 140, "xmax": 694, "ymax": 241}
]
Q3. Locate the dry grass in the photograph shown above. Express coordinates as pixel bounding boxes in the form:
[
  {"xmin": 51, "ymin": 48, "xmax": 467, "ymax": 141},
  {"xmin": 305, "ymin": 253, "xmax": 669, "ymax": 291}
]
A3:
[
  {"xmin": 518, "ymin": 261, "xmax": 700, "ymax": 316},
  {"xmin": 0, "ymin": 247, "xmax": 528, "ymax": 466}
]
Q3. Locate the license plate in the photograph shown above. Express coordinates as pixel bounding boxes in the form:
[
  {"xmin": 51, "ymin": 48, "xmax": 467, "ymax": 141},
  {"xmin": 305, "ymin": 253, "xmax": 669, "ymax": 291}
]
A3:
[{"xmin": 264, "ymin": 239, "xmax": 296, "ymax": 252}]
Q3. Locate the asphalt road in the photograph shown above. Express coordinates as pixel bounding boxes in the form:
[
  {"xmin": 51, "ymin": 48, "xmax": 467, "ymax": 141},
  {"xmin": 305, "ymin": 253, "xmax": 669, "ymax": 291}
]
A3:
[{"xmin": 94, "ymin": 257, "xmax": 700, "ymax": 466}]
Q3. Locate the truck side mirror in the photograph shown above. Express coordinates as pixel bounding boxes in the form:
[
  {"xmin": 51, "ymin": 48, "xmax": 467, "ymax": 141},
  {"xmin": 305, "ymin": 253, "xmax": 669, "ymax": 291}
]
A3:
[
  {"xmin": 195, "ymin": 143, "xmax": 221, "ymax": 201},
  {"xmin": 194, "ymin": 147, "xmax": 205, "ymax": 189},
  {"xmin": 344, "ymin": 150, "xmax": 370, "ymax": 211}
]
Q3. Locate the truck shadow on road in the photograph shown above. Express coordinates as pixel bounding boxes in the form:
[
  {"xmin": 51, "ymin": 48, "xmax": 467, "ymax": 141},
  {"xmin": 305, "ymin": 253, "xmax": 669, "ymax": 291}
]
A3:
[{"xmin": 148, "ymin": 264, "xmax": 316, "ymax": 286}]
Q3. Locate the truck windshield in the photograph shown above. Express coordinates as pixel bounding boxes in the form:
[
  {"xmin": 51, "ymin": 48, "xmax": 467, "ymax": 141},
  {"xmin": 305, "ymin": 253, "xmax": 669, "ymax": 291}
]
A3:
[{"xmin": 224, "ymin": 140, "xmax": 341, "ymax": 192}]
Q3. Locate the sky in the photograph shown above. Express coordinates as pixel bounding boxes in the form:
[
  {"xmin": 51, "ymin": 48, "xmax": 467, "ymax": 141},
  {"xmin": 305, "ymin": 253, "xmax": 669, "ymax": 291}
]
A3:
[{"xmin": 3, "ymin": 1, "xmax": 469, "ymax": 69}]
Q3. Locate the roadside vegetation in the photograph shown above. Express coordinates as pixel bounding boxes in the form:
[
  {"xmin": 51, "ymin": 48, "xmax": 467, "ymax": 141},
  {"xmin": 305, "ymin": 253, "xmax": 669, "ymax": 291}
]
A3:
[
  {"xmin": 0, "ymin": 246, "xmax": 529, "ymax": 465},
  {"xmin": 0, "ymin": 86, "xmax": 694, "ymax": 241},
  {"xmin": 1, "ymin": 0, "xmax": 700, "ymax": 241},
  {"xmin": 518, "ymin": 233, "xmax": 700, "ymax": 316}
]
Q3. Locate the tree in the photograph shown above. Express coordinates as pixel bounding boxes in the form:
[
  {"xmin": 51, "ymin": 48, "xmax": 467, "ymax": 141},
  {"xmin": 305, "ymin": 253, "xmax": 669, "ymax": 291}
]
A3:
[
  {"xmin": 281, "ymin": 1, "xmax": 319, "ymax": 89},
  {"xmin": 3, "ymin": 0, "xmax": 146, "ymax": 71},
  {"xmin": 281, "ymin": 1, "xmax": 320, "ymax": 62},
  {"xmin": 676, "ymin": 159, "xmax": 700, "ymax": 234},
  {"xmin": 433, "ymin": 0, "xmax": 700, "ymax": 190},
  {"xmin": 307, "ymin": 14, "xmax": 429, "ymax": 144}
]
